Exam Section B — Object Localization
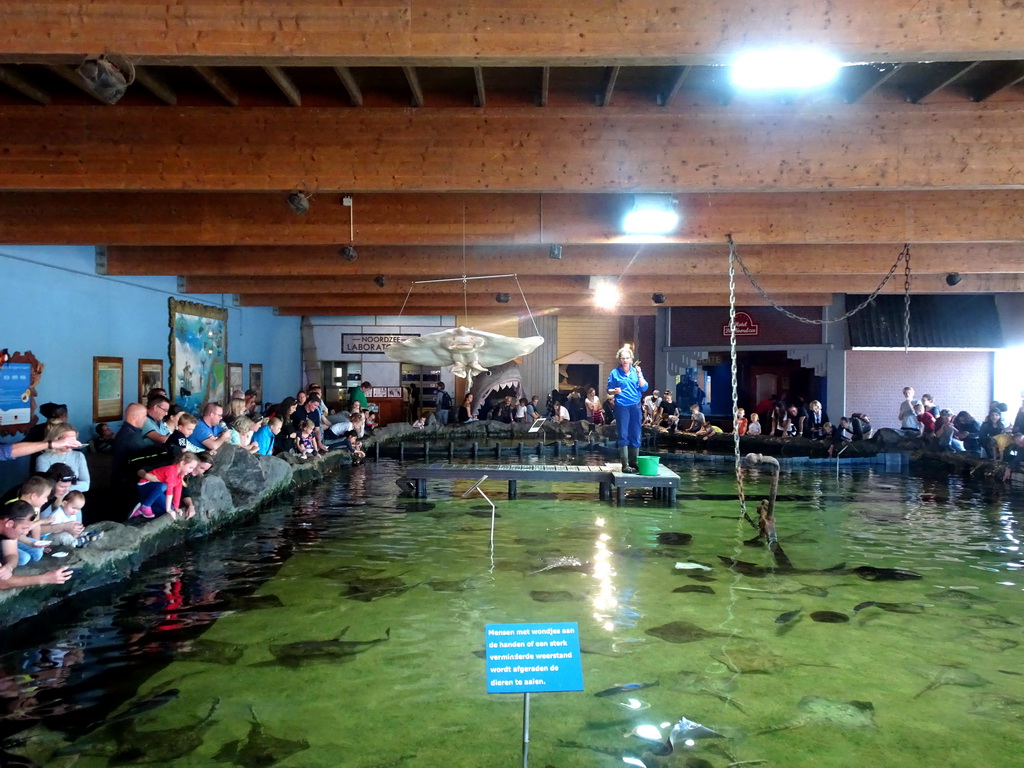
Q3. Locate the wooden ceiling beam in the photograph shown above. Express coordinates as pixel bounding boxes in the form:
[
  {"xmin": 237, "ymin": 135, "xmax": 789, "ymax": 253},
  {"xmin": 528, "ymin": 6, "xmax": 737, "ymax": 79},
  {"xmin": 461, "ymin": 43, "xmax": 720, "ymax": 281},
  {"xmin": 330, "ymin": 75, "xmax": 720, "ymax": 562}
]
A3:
[
  {"xmin": 262, "ymin": 66, "xmax": 302, "ymax": 107},
  {"xmin": 275, "ymin": 305, "xmax": 661, "ymax": 317},
  {"xmin": 403, "ymin": 66, "xmax": 425, "ymax": 107},
  {"xmin": 12, "ymin": 190, "xmax": 1024, "ymax": 246},
  {"xmin": 7, "ymin": 104, "xmax": 1024, "ymax": 192},
  {"xmin": 104, "ymin": 242, "xmax": 1024, "ymax": 278},
  {"xmin": 193, "ymin": 66, "xmax": 239, "ymax": 106},
  {"xmin": 4, "ymin": 1, "xmax": 1024, "ymax": 65},
  {"xmin": 133, "ymin": 66, "xmax": 177, "ymax": 106},
  {"xmin": 211, "ymin": 272, "xmax": 1024, "ymax": 300},
  {"xmin": 0, "ymin": 64, "xmax": 50, "ymax": 105},
  {"xmin": 333, "ymin": 66, "xmax": 363, "ymax": 106}
]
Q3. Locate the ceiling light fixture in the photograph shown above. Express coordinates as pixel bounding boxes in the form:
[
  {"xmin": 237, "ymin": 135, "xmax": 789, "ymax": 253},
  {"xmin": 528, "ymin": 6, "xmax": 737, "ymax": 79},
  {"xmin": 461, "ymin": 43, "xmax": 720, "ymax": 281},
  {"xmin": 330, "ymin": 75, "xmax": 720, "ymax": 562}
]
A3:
[
  {"xmin": 374, "ymin": 275, "xmax": 387, "ymax": 288},
  {"xmin": 592, "ymin": 279, "xmax": 621, "ymax": 308},
  {"xmin": 287, "ymin": 191, "xmax": 310, "ymax": 215},
  {"xmin": 495, "ymin": 292, "xmax": 511, "ymax": 303},
  {"xmin": 76, "ymin": 54, "xmax": 134, "ymax": 104},
  {"xmin": 339, "ymin": 245, "xmax": 357, "ymax": 262},
  {"xmin": 730, "ymin": 49, "xmax": 843, "ymax": 91},
  {"xmin": 549, "ymin": 244, "xmax": 563, "ymax": 259},
  {"xmin": 652, "ymin": 292, "xmax": 666, "ymax": 304},
  {"xmin": 622, "ymin": 194, "xmax": 679, "ymax": 235},
  {"xmin": 946, "ymin": 272, "xmax": 962, "ymax": 286}
]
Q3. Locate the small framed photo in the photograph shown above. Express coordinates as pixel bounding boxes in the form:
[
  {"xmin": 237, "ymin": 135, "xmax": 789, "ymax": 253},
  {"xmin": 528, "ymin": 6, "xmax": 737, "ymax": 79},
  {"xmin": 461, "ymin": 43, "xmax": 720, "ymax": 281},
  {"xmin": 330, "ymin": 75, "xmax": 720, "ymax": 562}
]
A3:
[
  {"xmin": 93, "ymin": 356, "xmax": 124, "ymax": 422},
  {"xmin": 138, "ymin": 359, "xmax": 164, "ymax": 402},
  {"xmin": 248, "ymin": 363, "xmax": 263, "ymax": 403}
]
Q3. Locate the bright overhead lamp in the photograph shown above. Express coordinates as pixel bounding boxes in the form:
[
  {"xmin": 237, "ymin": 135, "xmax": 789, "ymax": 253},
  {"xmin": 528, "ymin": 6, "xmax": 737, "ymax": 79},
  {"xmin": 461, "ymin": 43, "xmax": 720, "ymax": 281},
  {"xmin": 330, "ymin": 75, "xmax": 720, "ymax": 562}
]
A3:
[
  {"xmin": 287, "ymin": 191, "xmax": 310, "ymax": 215},
  {"xmin": 730, "ymin": 49, "xmax": 842, "ymax": 91},
  {"xmin": 592, "ymin": 278, "xmax": 621, "ymax": 308},
  {"xmin": 622, "ymin": 194, "xmax": 679, "ymax": 235}
]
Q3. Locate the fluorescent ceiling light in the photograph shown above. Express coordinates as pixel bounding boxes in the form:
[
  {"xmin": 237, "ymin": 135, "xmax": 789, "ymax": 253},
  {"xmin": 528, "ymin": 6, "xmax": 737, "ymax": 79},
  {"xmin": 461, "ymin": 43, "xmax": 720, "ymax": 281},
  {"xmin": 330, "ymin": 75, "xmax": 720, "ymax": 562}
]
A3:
[
  {"xmin": 730, "ymin": 49, "xmax": 842, "ymax": 90},
  {"xmin": 623, "ymin": 194, "xmax": 679, "ymax": 235}
]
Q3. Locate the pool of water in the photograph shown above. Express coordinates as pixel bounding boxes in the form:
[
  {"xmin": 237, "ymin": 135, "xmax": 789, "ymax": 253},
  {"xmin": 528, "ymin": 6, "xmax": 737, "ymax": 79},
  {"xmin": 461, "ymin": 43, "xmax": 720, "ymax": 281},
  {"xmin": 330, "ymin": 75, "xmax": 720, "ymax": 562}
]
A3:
[{"xmin": 1, "ymin": 458, "xmax": 1022, "ymax": 767}]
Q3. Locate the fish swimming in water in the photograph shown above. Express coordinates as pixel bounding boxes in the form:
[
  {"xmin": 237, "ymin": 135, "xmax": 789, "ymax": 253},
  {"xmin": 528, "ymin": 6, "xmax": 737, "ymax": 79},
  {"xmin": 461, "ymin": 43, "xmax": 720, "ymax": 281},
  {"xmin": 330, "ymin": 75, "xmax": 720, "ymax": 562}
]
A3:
[
  {"xmin": 213, "ymin": 706, "xmax": 310, "ymax": 767},
  {"xmin": 268, "ymin": 626, "xmax": 391, "ymax": 667},
  {"xmin": 810, "ymin": 611, "xmax": 849, "ymax": 623},
  {"xmin": 657, "ymin": 532, "xmax": 693, "ymax": 545},
  {"xmin": 854, "ymin": 601, "xmax": 926, "ymax": 614},
  {"xmin": 673, "ymin": 585, "xmax": 715, "ymax": 594},
  {"xmin": 775, "ymin": 609, "xmax": 802, "ymax": 624},
  {"xmin": 850, "ymin": 566, "xmax": 922, "ymax": 581},
  {"xmin": 674, "ymin": 561, "xmax": 713, "ymax": 571},
  {"xmin": 531, "ymin": 556, "xmax": 590, "ymax": 574},
  {"xmin": 594, "ymin": 681, "xmax": 659, "ymax": 698}
]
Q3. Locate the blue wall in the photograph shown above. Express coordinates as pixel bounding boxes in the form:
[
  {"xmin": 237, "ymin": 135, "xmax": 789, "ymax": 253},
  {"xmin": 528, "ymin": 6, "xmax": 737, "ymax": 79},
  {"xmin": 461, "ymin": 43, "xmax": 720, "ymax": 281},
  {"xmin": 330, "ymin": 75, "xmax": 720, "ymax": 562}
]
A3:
[{"xmin": 0, "ymin": 245, "xmax": 300, "ymax": 489}]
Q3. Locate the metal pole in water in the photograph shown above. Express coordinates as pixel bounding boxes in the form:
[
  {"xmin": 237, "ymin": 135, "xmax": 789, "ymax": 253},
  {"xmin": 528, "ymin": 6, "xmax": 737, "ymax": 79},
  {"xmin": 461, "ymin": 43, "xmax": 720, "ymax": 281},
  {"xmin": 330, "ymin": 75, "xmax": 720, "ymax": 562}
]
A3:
[
  {"xmin": 424, "ymin": 441, "xmax": 430, "ymax": 461},
  {"xmin": 522, "ymin": 692, "xmax": 530, "ymax": 768},
  {"xmin": 518, "ymin": 442, "xmax": 524, "ymax": 458},
  {"xmin": 495, "ymin": 442, "xmax": 501, "ymax": 459},
  {"xmin": 472, "ymin": 442, "xmax": 479, "ymax": 459},
  {"xmin": 399, "ymin": 443, "xmax": 404, "ymax": 461},
  {"xmin": 448, "ymin": 442, "xmax": 454, "ymax": 460}
]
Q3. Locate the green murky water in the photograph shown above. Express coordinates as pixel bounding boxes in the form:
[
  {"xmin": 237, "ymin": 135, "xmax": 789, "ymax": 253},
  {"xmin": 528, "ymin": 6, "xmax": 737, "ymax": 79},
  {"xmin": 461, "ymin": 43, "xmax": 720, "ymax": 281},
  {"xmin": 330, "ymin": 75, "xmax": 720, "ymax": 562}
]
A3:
[{"xmin": 2, "ymin": 458, "xmax": 1022, "ymax": 767}]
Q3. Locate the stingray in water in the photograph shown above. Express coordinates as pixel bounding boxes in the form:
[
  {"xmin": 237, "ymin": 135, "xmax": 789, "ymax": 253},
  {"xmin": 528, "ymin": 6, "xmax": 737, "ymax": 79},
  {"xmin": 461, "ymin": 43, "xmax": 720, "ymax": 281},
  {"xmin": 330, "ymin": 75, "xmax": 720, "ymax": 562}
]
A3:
[
  {"xmin": 594, "ymin": 681, "xmax": 659, "ymax": 698},
  {"xmin": 810, "ymin": 611, "xmax": 849, "ymax": 623},
  {"xmin": 962, "ymin": 614, "xmax": 1021, "ymax": 630},
  {"xmin": 341, "ymin": 576, "xmax": 417, "ymax": 602},
  {"xmin": 968, "ymin": 693, "xmax": 1024, "ymax": 722},
  {"xmin": 645, "ymin": 621, "xmax": 734, "ymax": 644},
  {"xmin": 530, "ymin": 556, "xmax": 591, "ymax": 575},
  {"xmin": 530, "ymin": 590, "xmax": 580, "ymax": 602},
  {"xmin": 267, "ymin": 626, "xmax": 391, "ymax": 668},
  {"xmin": 61, "ymin": 698, "xmax": 220, "ymax": 762},
  {"xmin": 909, "ymin": 663, "xmax": 989, "ymax": 698},
  {"xmin": 931, "ymin": 588, "xmax": 993, "ymax": 607},
  {"xmin": 710, "ymin": 644, "xmax": 832, "ymax": 674},
  {"xmin": 672, "ymin": 670, "xmax": 744, "ymax": 711},
  {"xmin": 718, "ymin": 556, "xmax": 846, "ymax": 578},
  {"xmin": 177, "ymin": 639, "xmax": 247, "ymax": 665},
  {"xmin": 315, "ymin": 565, "xmax": 388, "ymax": 581},
  {"xmin": 426, "ymin": 579, "xmax": 473, "ymax": 592},
  {"xmin": 656, "ymin": 532, "xmax": 693, "ymax": 545},
  {"xmin": 775, "ymin": 609, "xmax": 802, "ymax": 624},
  {"xmin": 213, "ymin": 706, "xmax": 310, "ymax": 767},
  {"xmin": 759, "ymin": 696, "xmax": 876, "ymax": 734},
  {"xmin": 957, "ymin": 629, "xmax": 1019, "ymax": 653}
]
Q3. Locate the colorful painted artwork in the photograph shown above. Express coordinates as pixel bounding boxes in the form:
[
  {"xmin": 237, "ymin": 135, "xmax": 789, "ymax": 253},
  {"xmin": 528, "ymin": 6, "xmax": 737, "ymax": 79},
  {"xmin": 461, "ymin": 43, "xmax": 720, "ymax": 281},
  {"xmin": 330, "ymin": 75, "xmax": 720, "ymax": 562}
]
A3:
[
  {"xmin": 0, "ymin": 350, "xmax": 44, "ymax": 436},
  {"xmin": 169, "ymin": 299, "xmax": 227, "ymax": 415}
]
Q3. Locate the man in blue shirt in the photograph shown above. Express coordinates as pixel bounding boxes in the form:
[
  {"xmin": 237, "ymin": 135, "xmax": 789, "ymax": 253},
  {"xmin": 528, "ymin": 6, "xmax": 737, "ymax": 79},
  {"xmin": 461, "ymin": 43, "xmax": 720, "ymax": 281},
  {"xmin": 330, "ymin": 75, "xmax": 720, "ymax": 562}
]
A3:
[
  {"xmin": 606, "ymin": 346, "xmax": 648, "ymax": 473},
  {"xmin": 189, "ymin": 402, "xmax": 231, "ymax": 452}
]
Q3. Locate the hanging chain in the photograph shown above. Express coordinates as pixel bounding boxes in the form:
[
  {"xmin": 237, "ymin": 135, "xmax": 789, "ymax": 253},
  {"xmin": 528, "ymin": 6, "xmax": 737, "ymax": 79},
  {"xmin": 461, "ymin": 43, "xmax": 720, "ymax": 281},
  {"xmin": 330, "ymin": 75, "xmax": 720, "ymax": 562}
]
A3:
[
  {"xmin": 903, "ymin": 246, "xmax": 912, "ymax": 351},
  {"xmin": 727, "ymin": 236, "xmax": 755, "ymax": 529},
  {"xmin": 731, "ymin": 242, "xmax": 911, "ymax": 325}
]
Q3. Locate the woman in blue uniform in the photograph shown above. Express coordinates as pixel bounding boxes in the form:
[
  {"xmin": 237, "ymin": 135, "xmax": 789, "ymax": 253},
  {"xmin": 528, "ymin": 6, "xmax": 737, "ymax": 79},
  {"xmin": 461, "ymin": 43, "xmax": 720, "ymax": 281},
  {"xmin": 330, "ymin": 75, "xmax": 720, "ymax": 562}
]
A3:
[{"xmin": 606, "ymin": 346, "xmax": 648, "ymax": 473}]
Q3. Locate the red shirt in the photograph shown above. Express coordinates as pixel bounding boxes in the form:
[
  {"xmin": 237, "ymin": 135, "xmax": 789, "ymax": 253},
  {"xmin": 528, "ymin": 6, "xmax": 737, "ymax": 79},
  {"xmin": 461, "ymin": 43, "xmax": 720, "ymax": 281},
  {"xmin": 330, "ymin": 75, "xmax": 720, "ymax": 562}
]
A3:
[
  {"xmin": 148, "ymin": 464, "xmax": 187, "ymax": 509},
  {"xmin": 736, "ymin": 417, "xmax": 749, "ymax": 435},
  {"xmin": 916, "ymin": 412, "xmax": 936, "ymax": 434}
]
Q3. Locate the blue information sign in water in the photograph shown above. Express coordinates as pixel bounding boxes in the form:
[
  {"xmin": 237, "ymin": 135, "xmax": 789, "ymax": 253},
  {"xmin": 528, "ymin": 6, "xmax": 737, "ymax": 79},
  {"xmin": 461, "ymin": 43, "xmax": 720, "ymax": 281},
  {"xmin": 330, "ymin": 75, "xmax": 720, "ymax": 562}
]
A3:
[{"xmin": 484, "ymin": 622, "xmax": 584, "ymax": 694}]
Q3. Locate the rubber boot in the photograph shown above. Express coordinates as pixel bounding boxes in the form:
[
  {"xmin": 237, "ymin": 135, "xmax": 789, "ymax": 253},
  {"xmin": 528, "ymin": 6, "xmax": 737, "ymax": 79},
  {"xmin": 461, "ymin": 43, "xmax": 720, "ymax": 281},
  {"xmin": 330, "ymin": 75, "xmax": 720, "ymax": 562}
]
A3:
[
  {"xmin": 628, "ymin": 445, "xmax": 640, "ymax": 472},
  {"xmin": 620, "ymin": 446, "xmax": 636, "ymax": 473}
]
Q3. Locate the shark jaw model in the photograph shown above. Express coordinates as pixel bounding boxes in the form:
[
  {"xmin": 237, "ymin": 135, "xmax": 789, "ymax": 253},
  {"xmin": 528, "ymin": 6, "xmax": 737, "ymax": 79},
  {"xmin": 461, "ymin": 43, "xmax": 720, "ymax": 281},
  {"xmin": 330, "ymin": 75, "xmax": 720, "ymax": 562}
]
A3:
[{"xmin": 385, "ymin": 326, "xmax": 544, "ymax": 389}]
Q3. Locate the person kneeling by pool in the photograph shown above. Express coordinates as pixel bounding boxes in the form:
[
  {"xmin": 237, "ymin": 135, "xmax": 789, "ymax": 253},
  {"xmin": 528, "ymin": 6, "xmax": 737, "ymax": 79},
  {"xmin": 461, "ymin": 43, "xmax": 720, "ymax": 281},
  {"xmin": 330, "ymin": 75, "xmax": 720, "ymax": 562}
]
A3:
[
  {"xmin": 606, "ymin": 345, "xmax": 648, "ymax": 473},
  {"xmin": 1, "ymin": 501, "xmax": 74, "ymax": 589}
]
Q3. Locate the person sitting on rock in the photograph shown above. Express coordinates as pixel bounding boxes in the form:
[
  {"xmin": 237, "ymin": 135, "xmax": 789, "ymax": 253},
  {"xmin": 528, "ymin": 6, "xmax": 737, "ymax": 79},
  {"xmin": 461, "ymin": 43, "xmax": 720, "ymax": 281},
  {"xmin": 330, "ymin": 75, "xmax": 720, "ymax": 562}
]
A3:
[
  {"xmin": 914, "ymin": 402, "xmax": 936, "ymax": 436},
  {"xmin": 1, "ymin": 501, "xmax": 74, "ymax": 589},
  {"xmin": 252, "ymin": 417, "xmax": 282, "ymax": 456},
  {"xmin": 1002, "ymin": 433, "xmax": 1024, "ymax": 481},
  {"xmin": 295, "ymin": 419, "xmax": 319, "ymax": 458},
  {"xmin": 685, "ymin": 403, "xmax": 706, "ymax": 434}
]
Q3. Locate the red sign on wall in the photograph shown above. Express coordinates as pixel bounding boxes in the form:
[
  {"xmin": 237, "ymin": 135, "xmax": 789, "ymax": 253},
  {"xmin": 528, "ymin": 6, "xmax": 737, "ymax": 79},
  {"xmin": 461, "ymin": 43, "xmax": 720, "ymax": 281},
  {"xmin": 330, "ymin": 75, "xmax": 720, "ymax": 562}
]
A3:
[{"xmin": 723, "ymin": 312, "xmax": 760, "ymax": 337}]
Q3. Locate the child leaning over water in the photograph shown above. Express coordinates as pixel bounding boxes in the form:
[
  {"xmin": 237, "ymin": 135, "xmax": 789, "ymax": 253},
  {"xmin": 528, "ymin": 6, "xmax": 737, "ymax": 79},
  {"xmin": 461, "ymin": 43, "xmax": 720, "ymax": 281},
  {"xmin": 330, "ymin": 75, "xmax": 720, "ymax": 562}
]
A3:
[
  {"xmin": 46, "ymin": 490, "xmax": 100, "ymax": 548},
  {"xmin": 133, "ymin": 452, "xmax": 200, "ymax": 520}
]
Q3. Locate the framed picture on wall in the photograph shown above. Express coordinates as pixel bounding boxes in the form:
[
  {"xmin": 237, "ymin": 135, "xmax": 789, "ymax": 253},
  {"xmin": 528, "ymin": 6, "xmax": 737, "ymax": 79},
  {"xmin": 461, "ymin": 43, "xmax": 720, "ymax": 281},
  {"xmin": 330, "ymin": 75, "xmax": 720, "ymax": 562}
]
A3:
[
  {"xmin": 93, "ymin": 356, "xmax": 124, "ymax": 422},
  {"xmin": 138, "ymin": 359, "xmax": 164, "ymax": 402},
  {"xmin": 227, "ymin": 363, "xmax": 243, "ymax": 403},
  {"xmin": 169, "ymin": 298, "xmax": 227, "ymax": 414},
  {"xmin": 248, "ymin": 363, "xmax": 263, "ymax": 403},
  {"xmin": 0, "ymin": 349, "xmax": 44, "ymax": 436}
]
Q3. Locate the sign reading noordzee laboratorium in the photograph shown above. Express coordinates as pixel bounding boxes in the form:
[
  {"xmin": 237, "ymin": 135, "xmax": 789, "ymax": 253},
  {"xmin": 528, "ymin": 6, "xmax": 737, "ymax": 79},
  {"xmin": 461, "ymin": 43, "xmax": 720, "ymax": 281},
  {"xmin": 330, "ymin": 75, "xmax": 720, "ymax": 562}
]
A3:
[
  {"xmin": 485, "ymin": 622, "xmax": 583, "ymax": 694},
  {"xmin": 341, "ymin": 334, "xmax": 419, "ymax": 354}
]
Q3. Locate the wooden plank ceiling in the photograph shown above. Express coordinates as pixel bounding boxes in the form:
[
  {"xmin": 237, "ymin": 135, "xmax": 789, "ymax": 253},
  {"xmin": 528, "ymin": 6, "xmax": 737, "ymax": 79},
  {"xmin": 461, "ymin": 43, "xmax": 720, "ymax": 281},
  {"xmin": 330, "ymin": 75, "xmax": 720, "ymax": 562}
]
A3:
[{"xmin": 2, "ymin": 0, "xmax": 1024, "ymax": 317}]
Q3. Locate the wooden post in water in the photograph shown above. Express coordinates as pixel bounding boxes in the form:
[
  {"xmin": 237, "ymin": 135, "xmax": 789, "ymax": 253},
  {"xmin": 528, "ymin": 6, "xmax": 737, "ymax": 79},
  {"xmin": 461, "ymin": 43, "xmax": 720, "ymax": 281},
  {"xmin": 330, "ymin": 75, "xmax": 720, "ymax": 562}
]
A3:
[
  {"xmin": 424, "ymin": 441, "xmax": 430, "ymax": 461},
  {"xmin": 495, "ymin": 442, "xmax": 501, "ymax": 459},
  {"xmin": 518, "ymin": 442, "xmax": 525, "ymax": 458},
  {"xmin": 399, "ymin": 443, "xmax": 405, "ymax": 461},
  {"xmin": 472, "ymin": 442, "xmax": 479, "ymax": 459},
  {"xmin": 448, "ymin": 442, "xmax": 454, "ymax": 460},
  {"xmin": 375, "ymin": 442, "xmax": 380, "ymax": 461}
]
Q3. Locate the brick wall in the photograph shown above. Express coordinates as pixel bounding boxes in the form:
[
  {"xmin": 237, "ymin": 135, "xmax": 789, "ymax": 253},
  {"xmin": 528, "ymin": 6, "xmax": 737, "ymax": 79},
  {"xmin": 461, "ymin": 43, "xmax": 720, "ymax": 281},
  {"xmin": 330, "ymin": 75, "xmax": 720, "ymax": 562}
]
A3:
[{"xmin": 845, "ymin": 350, "xmax": 993, "ymax": 427}]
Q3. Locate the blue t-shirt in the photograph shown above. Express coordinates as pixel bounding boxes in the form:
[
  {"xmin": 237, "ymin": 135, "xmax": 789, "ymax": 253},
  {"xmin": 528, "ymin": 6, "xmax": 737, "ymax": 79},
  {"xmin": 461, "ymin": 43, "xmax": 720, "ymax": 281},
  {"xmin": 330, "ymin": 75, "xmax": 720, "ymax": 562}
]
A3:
[
  {"xmin": 252, "ymin": 425, "xmax": 275, "ymax": 455},
  {"xmin": 189, "ymin": 419, "xmax": 225, "ymax": 450},
  {"xmin": 606, "ymin": 365, "xmax": 647, "ymax": 407}
]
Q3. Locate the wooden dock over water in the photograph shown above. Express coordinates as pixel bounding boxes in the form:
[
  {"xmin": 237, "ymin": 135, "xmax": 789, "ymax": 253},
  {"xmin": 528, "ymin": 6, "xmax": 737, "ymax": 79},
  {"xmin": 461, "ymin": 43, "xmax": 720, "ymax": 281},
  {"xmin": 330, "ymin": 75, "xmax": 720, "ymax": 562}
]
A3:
[{"xmin": 402, "ymin": 462, "xmax": 680, "ymax": 506}]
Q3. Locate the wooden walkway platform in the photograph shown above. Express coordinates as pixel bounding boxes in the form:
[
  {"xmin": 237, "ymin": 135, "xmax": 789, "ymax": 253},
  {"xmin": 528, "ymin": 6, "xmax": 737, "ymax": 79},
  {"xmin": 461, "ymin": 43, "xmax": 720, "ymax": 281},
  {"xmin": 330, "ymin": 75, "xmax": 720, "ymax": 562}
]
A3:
[{"xmin": 402, "ymin": 462, "xmax": 679, "ymax": 506}]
